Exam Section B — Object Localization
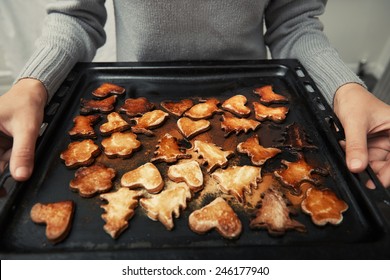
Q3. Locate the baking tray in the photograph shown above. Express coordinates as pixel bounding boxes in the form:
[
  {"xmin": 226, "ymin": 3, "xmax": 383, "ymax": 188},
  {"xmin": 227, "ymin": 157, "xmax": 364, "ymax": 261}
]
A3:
[{"xmin": 0, "ymin": 60, "xmax": 389, "ymax": 259}]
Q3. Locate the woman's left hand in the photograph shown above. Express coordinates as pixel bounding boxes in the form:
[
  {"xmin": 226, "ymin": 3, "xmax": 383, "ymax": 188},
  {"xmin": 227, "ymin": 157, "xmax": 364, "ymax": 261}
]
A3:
[{"xmin": 334, "ymin": 83, "xmax": 390, "ymax": 188}]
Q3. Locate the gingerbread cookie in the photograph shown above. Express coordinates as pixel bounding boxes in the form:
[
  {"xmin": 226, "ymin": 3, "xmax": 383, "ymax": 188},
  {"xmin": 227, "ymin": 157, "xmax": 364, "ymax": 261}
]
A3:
[
  {"xmin": 161, "ymin": 99, "xmax": 194, "ymax": 117},
  {"xmin": 177, "ymin": 117, "xmax": 211, "ymax": 139},
  {"xmin": 220, "ymin": 114, "xmax": 260, "ymax": 137},
  {"xmin": 253, "ymin": 102, "xmax": 289, "ymax": 123},
  {"xmin": 70, "ymin": 164, "xmax": 116, "ymax": 198},
  {"xmin": 68, "ymin": 115, "xmax": 100, "ymax": 139},
  {"xmin": 301, "ymin": 187, "xmax": 348, "ymax": 226},
  {"xmin": 250, "ymin": 187, "xmax": 306, "ymax": 235},
  {"xmin": 222, "ymin": 95, "xmax": 251, "ymax": 117},
  {"xmin": 119, "ymin": 97, "xmax": 155, "ymax": 117},
  {"xmin": 151, "ymin": 133, "xmax": 191, "ymax": 163},
  {"xmin": 253, "ymin": 85, "xmax": 288, "ymax": 104},
  {"xmin": 80, "ymin": 95, "xmax": 117, "ymax": 114},
  {"xmin": 101, "ymin": 131, "xmax": 141, "ymax": 158},
  {"xmin": 189, "ymin": 197, "xmax": 242, "ymax": 239},
  {"xmin": 121, "ymin": 162, "xmax": 164, "ymax": 194},
  {"xmin": 212, "ymin": 165, "xmax": 262, "ymax": 204},
  {"xmin": 100, "ymin": 188, "xmax": 142, "ymax": 239},
  {"xmin": 237, "ymin": 134, "xmax": 281, "ymax": 166},
  {"xmin": 30, "ymin": 200, "xmax": 74, "ymax": 243},
  {"xmin": 184, "ymin": 98, "xmax": 221, "ymax": 119},
  {"xmin": 60, "ymin": 139, "xmax": 100, "ymax": 168},
  {"xmin": 193, "ymin": 140, "xmax": 234, "ymax": 173},
  {"xmin": 99, "ymin": 112, "xmax": 131, "ymax": 136},
  {"xmin": 131, "ymin": 110, "xmax": 169, "ymax": 136},
  {"xmin": 140, "ymin": 185, "xmax": 191, "ymax": 230},
  {"xmin": 167, "ymin": 160, "xmax": 204, "ymax": 192},
  {"xmin": 92, "ymin": 82, "xmax": 125, "ymax": 98}
]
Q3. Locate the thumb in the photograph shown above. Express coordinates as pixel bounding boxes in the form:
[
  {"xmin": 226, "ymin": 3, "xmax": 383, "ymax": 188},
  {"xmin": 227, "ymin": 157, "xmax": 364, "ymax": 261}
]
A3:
[
  {"xmin": 9, "ymin": 128, "xmax": 39, "ymax": 181},
  {"xmin": 343, "ymin": 118, "xmax": 368, "ymax": 173}
]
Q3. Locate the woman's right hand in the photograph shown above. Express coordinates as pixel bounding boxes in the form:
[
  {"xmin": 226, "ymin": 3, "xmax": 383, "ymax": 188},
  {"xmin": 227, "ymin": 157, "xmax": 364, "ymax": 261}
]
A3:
[{"xmin": 0, "ymin": 78, "xmax": 47, "ymax": 181}]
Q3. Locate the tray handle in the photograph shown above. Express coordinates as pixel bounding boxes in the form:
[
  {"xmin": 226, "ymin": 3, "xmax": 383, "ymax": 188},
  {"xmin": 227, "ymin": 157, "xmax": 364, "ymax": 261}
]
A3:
[
  {"xmin": 0, "ymin": 165, "xmax": 21, "ymax": 229},
  {"xmin": 0, "ymin": 165, "xmax": 11, "ymax": 189},
  {"xmin": 325, "ymin": 115, "xmax": 390, "ymax": 227}
]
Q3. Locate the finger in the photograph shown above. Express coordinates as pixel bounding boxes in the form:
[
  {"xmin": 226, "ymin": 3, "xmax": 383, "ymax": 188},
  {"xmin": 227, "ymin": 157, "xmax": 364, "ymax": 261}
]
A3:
[
  {"xmin": 338, "ymin": 140, "xmax": 346, "ymax": 151},
  {"xmin": 369, "ymin": 160, "xmax": 387, "ymax": 173},
  {"xmin": 376, "ymin": 161, "xmax": 390, "ymax": 188},
  {"xmin": 343, "ymin": 120, "xmax": 368, "ymax": 173},
  {"xmin": 367, "ymin": 160, "xmax": 386, "ymax": 189},
  {"xmin": 367, "ymin": 160, "xmax": 390, "ymax": 189},
  {"xmin": 365, "ymin": 179, "xmax": 376, "ymax": 190},
  {"xmin": 367, "ymin": 135, "xmax": 390, "ymax": 150},
  {"xmin": 9, "ymin": 129, "xmax": 39, "ymax": 181},
  {"xmin": 368, "ymin": 148, "xmax": 389, "ymax": 162}
]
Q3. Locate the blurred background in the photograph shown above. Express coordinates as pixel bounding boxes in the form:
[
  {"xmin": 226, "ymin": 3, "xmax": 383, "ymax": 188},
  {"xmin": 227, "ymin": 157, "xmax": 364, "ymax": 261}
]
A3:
[{"xmin": 0, "ymin": 0, "xmax": 389, "ymax": 102}]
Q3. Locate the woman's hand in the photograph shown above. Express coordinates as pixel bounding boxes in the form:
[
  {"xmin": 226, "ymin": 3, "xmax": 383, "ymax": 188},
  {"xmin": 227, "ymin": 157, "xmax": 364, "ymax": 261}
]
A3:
[
  {"xmin": 334, "ymin": 83, "xmax": 390, "ymax": 188},
  {"xmin": 0, "ymin": 78, "xmax": 47, "ymax": 181}
]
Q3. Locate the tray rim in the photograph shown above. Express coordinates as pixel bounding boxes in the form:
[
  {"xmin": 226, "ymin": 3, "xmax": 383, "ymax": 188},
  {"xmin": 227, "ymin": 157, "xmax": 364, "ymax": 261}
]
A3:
[{"xmin": 1, "ymin": 59, "xmax": 389, "ymax": 260}]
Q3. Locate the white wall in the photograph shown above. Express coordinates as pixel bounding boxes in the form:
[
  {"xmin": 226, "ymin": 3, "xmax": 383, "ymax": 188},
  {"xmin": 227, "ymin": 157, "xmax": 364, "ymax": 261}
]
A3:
[
  {"xmin": 321, "ymin": 0, "xmax": 390, "ymax": 78},
  {"xmin": 1, "ymin": 0, "xmax": 389, "ymax": 93},
  {"xmin": 0, "ymin": 0, "xmax": 116, "ymax": 93}
]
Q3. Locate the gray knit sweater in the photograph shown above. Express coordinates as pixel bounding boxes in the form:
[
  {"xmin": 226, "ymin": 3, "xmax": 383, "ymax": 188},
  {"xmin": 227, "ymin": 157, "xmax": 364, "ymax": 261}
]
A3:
[{"xmin": 18, "ymin": 0, "xmax": 363, "ymax": 105}]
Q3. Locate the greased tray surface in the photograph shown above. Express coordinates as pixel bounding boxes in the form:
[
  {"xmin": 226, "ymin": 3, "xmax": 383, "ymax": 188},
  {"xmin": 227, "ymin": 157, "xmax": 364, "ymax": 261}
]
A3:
[{"xmin": 0, "ymin": 60, "xmax": 389, "ymax": 259}]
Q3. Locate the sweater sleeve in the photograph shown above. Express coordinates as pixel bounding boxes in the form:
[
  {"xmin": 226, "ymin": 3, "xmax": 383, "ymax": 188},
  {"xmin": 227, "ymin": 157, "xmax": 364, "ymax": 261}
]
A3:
[
  {"xmin": 16, "ymin": 0, "xmax": 107, "ymax": 101},
  {"xmin": 264, "ymin": 0, "xmax": 365, "ymax": 105}
]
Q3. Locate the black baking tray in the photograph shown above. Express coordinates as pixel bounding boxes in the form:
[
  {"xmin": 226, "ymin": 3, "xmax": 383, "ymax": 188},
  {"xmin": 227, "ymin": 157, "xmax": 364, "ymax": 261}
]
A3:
[{"xmin": 0, "ymin": 60, "xmax": 389, "ymax": 259}]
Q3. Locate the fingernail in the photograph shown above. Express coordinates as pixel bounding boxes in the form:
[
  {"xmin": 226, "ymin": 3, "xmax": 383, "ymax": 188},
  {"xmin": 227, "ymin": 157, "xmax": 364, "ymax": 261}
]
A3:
[
  {"xmin": 366, "ymin": 180, "xmax": 376, "ymax": 190},
  {"xmin": 350, "ymin": 158, "xmax": 363, "ymax": 170},
  {"xmin": 15, "ymin": 167, "xmax": 30, "ymax": 180}
]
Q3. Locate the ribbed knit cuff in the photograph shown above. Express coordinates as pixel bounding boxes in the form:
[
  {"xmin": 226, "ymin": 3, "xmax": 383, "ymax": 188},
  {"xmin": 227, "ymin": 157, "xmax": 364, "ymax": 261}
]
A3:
[
  {"xmin": 15, "ymin": 45, "xmax": 77, "ymax": 102},
  {"xmin": 286, "ymin": 30, "xmax": 366, "ymax": 106},
  {"xmin": 298, "ymin": 49, "xmax": 366, "ymax": 106}
]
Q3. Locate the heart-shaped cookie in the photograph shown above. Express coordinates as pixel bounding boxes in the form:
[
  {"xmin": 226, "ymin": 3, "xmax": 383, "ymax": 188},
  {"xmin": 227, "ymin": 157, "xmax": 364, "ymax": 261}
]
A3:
[
  {"xmin": 184, "ymin": 98, "xmax": 221, "ymax": 119},
  {"xmin": 161, "ymin": 99, "xmax": 194, "ymax": 117},
  {"xmin": 222, "ymin": 94, "xmax": 251, "ymax": 117},
  {"xmin": 177, "ymin": 117, "xmax": 211, "ymax": 139},
  {"xmin": 188, "ymin": 197, "xmax": 242, "ymax": 239},
  {"xmin": 30, "ymin": 200, "xmax": 75, "ymax": 243}
]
